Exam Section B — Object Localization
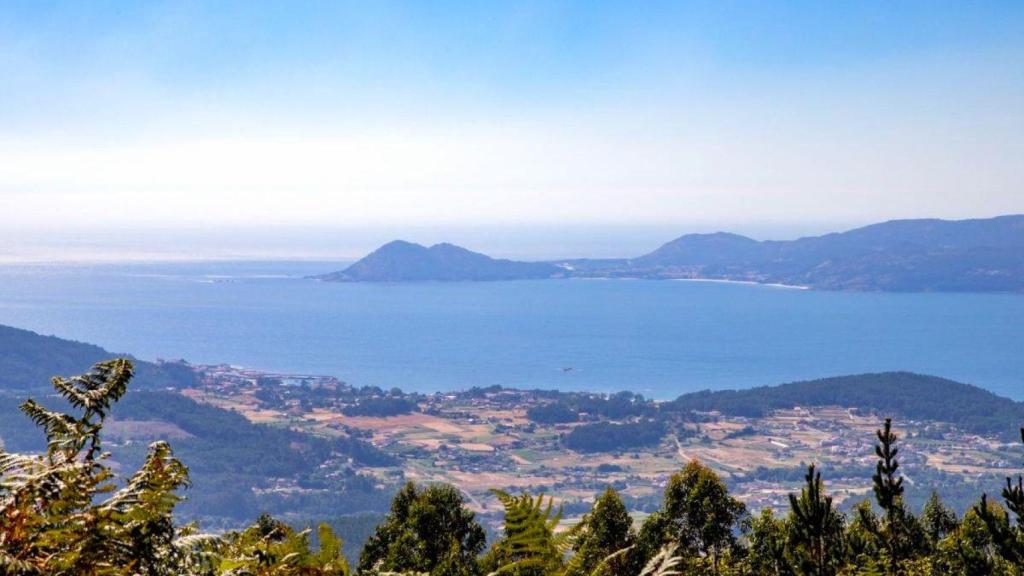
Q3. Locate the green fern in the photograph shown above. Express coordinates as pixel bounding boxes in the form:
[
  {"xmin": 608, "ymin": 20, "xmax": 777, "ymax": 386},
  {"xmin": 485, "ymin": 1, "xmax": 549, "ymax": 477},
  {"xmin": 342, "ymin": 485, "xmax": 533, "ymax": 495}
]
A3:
[{"xmin": 486, "ymin": 490, "xmax": 578, "ymax": 576}]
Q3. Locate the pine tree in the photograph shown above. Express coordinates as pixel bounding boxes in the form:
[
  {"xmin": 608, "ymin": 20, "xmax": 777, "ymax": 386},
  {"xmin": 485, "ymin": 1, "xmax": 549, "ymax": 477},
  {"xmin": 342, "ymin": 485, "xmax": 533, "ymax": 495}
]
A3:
[
  {"xmin": 920, "ymin": 491, "xmax": 958, "ymax": 547},
  {"xmin": 975, "ymin": 427, "xmax": 1024, "ymax": 565},
  {"xmin": 872, "ymin": 419, "xmax": 903, "ymax": 517},
  {"xmin": 787, "ymin": 464, "xmax": 844, "ymax": 576},
  {"xmin": 868, "ymin": 419, "xmax": 926, "ymax": 572},
  {"xmin": 945, "ymin": 499, "xmax": 1016, "ymax": 575},
  {"xmin": 1001, "ymin": 428, "xmax": 1024, "ymax": 528}
]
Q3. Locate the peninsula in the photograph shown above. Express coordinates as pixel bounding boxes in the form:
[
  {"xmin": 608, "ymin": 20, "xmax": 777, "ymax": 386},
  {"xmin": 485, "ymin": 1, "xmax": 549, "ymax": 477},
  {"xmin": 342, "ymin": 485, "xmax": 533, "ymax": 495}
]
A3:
[{"xmin": 317, "ymin": 215, "xmax": 1024, "ymax": 291}]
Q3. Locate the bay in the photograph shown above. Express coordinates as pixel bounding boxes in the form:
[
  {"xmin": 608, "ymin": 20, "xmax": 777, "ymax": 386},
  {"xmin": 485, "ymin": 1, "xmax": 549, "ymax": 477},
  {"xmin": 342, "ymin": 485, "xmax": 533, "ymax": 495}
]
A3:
[{"xmin": 0, "ymin": 260, "xmax": 1020, "ymax": 400}]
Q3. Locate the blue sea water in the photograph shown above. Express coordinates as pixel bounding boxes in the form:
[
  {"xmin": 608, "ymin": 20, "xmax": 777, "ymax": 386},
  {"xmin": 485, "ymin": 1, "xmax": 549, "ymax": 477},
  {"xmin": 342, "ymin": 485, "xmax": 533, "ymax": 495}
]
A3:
[{"xmin": 0, "ymin": 260, "xmax": 1021, "ymax": 400}]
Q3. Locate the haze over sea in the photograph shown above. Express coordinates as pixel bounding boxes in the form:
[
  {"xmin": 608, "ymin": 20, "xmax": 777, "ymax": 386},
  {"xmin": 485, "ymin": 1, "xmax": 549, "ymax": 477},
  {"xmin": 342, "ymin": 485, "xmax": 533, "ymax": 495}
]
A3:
[{"xmin": 0, "ymin": 260, "xmax": 1021, "ymax": 401}]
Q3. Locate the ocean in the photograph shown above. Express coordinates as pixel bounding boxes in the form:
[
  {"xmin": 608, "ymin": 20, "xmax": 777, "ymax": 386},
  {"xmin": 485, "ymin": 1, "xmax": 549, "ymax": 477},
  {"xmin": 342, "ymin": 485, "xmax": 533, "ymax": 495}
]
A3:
[{"xmin": 0, "ymin": 260, "xmax": 1021, "ymax": 400}]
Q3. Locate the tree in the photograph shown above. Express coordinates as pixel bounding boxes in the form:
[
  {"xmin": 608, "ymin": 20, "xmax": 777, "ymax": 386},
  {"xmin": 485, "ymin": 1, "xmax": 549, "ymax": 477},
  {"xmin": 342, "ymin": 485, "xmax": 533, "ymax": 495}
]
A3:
[
  {"xmin": 745, "ymin": 509, "xmax": 792, "ymax": 576},
  {"xmin": 866, "ymin": 419, "xmax": 926, "ymax": 572},
  {"xmin": 787, "ymin": 464, "xmax": 844, "ymax": 576},
  {"xmin": 974, "ymin": 427, "xmax": 1024, "ymax": 565},
  {"xmin": 357, "ymin": 482, "xmax": 485, "ymax": 576},
  {"xmin": 640, "ymin": 460, "xmax": 745, "ymax": 574},
  {"xmin": 921, "ymin": 491, "xmax": 958, "ymax": 547},
  {"xmin": 565, "ymin": 488, "xmax": 636, "ymax": 576},
  {"xmin": 873, "ymin": 420, "xmax": 903, "ymax": 517},
  {"xmin": 937, "ymin": 500, "xmax": 1018, "ymax": 576},
  {"xmin": 1003, "ymin": 430, "xmax": 1024, "ymax": 529}
]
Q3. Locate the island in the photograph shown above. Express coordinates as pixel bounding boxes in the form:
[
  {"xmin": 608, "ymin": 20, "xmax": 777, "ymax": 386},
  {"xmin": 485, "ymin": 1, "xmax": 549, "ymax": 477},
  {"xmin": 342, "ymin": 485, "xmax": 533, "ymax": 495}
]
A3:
[
  {"xmin": 316, "ymin": 215, "xmax": 1024, "ymax": 291},
  {"xmin": 313, "ymin": 240, "xmax": 564, "ymax": 282}
]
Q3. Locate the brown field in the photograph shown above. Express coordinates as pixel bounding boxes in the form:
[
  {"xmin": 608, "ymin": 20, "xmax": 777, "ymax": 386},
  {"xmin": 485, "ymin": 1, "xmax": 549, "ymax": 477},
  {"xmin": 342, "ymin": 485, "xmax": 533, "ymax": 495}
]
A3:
[{"xmin": 180, "ymin": 382, "xmax": 1024, "ymax": 516}]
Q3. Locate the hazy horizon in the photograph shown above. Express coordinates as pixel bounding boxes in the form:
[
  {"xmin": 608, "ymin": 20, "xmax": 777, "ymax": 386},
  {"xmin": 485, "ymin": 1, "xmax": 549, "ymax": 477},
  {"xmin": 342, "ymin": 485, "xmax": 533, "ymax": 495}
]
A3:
[
  {"xmin": 4, "ymin": 214, "xmax": 1021, "ymax": 264},
  {"xmin": 2, "ymin": 1, "xmax": 1023, "ymax": 258}
]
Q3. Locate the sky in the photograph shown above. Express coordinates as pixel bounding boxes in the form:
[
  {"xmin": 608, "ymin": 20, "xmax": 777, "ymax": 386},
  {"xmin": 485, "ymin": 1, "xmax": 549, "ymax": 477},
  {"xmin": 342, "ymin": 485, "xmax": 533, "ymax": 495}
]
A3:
[{"xmin": 1, "ymin": 1, "xmax": 1022, "ymax": 259}]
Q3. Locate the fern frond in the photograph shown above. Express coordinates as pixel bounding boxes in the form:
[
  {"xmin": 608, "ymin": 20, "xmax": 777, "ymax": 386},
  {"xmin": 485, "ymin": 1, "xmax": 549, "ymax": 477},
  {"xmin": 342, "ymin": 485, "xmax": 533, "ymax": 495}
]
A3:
[
  {"xmin": 639, "ymin": 544, "xmax": 682, "ymax": 576},
  {"xmin": 19, "ymin": 399, "xmax": 79, "ymax": 452},
  {"xmin": 0, "ymin": 550, "xmax": 41, "ymax": 575},
  {"xmin": 488, "ymin": 489, "xmax": 572, "ymax": 576},
  {"xmin": 49, "ymin": 358, "xmax": 132, "ymax": 419},
  {"xmin": 589, "ymin": 545, "xmax": 634, "ymax": 576},
  {"xmin": 100, "ymin": 441, "xmax": 190, "ymax": 515}
]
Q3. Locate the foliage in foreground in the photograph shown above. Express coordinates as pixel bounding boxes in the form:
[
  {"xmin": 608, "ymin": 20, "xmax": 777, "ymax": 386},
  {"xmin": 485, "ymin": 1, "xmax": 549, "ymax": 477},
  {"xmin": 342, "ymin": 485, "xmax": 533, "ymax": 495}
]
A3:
[
  {"xmin": 0, "ymin": 359, "xmax": 348, "ymax": 575},
  {"xmin": 2, "ymin": 359, "xmax": 1024, "ymax": 575}
]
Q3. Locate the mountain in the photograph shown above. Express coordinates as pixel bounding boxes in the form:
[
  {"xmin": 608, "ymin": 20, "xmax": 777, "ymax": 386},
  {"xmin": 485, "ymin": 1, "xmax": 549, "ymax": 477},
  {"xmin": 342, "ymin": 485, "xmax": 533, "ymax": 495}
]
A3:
[
  {"xmin": 664, "ymin": 372, "xmax": 1024, "ymax": 440},
  {"xmin": 316, "ymin": 240, "xmax": 563, "ymax": 282},
  {"xmin": 320, "ymin": 216, "xmax": 1024, "ymax": 290},
  {"xmin": 565, "ymin": 215, "xmax": 1024, "ymax": 291},
  {"xmin": 628, "ymin": 215, "xmax": 1024, "ymax": 290}
]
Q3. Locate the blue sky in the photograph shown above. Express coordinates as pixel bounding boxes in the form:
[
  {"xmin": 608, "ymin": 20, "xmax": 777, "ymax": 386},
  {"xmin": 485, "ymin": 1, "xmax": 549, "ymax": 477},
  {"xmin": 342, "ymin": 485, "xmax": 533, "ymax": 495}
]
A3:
[{"xmin": 1, "ymin": 1, "xmax": 1022, "ymax": 258}]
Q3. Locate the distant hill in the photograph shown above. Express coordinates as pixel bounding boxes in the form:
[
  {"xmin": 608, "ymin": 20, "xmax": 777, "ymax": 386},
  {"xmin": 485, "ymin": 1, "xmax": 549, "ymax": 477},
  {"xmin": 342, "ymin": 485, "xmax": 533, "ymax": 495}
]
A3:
[
  {"xmin": 316, "ymin": 240, "xmax": 563, "ymax": 282},
  {"xmin": 664, "ymin": 372, "xmax": 1024, "ymax": 440},
  {"xmin": 322, "ymin": 215, "xmax": 1024, "ymax": 291},
  {"xmin": 607, "ymin": 215, "xmax": 1024, "ymax": 291},
  {"xmin": 0, "ymin": 324, "xmax": 196, "ymax": 391}
]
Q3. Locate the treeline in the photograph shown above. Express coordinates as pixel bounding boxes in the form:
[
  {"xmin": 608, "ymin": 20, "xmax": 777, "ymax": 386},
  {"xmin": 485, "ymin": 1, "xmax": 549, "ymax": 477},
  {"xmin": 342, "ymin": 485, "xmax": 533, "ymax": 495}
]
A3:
[
  {"xmin": 525, "ymin": 391, "xmax": 655, "ymax": 424},
  {"xmin": 3, "ymin": 359, "xmax": 1024, "ymax": 575},
  {"xmin": 526, "ymin": 402, "xmax": 580, "ymax": 424},
  {"xmin": 564, "ymin": 420, "xmax": 666, "ymax": 453},
  {"xmin": 522, "ymin": 372, "xmax": 1024, "ymax": 444},
  {"xmin": 664, "ymin": 372, "xmax": 1024, "ymax": 440}
]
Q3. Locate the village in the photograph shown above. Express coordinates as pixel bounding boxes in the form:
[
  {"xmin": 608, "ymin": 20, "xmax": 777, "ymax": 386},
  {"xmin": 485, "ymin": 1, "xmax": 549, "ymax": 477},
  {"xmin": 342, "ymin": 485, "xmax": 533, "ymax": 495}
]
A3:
[{"xmin": 179, "ymin": 362, "xmax": 1024, "ymax": 519}]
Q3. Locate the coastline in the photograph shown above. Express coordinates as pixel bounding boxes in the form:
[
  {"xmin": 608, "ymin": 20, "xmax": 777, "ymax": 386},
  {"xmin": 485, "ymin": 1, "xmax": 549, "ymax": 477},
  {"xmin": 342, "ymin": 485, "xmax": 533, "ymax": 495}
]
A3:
[{"xmin": 670, "ymin": 277, "xmax": 809, "ymax": 290}]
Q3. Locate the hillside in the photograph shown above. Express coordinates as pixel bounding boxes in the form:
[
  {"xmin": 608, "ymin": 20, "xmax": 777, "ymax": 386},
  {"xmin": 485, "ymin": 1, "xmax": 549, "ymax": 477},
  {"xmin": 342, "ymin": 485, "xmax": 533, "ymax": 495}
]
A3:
[
  {"xmin": 664, "ymin": 371, "xmax": 1024, "ymax": 440},
  {"xmin": 627, "ymin": 215, "xmax": 1024, "ymax": 291},
  {"xmin": 0, "ymin": 324, "xmax": 396, "ymax": 525},
  {"xmin": 0, "ymin": 324, "xmax": 196, "ymax": 391},
  {"xmin": 316, "ymin": 240, "xmax": 563, "ymax": 282}
]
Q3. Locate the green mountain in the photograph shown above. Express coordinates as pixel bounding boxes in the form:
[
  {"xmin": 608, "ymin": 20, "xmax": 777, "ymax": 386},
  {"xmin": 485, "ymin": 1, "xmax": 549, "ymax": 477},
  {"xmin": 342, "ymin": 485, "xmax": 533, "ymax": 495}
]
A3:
[
  {"xmin": 664, "ymin": 372, "xmax": 1024, "ymax": 440},
  {"xmin": 316, "ymin": 240, "xmax": 564, "ymax": 282}
]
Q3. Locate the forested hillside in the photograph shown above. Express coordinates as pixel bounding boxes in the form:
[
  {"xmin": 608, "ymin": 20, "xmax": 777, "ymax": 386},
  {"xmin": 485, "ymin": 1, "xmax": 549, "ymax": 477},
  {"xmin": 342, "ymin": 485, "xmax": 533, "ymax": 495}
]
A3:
[
  {"xmin": 665, "ymin": 372, "xmax": 1024, "ymax": 440},
  {"xmin": 0, "ymin": 325, "xmax": 397, "ymax": 527},
  {"xmin": 0, "ymin": 324, "xmax": 195, "ymax": 390}
]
